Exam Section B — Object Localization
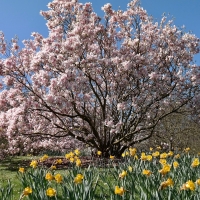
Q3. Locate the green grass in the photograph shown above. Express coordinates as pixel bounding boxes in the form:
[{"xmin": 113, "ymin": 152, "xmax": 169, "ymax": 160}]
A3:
[{"xmin": 0, "ymin": 156, "xmax": 39, "ymax": 199}]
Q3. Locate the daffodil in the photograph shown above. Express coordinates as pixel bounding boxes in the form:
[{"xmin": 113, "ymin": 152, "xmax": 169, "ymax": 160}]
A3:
[
  {"xmin": 196, "ymin": 179, "xmax": 200, "ymax": 186},
  {"xmin": 146, "ymin": 155, "xmax": 152, "ymax": 161},
  {"xmin": 65, "ymin": 153, "xmax": 71, "ymax": 159},
  {"xmin": 110, "ymin": 155, "xmax": 115, "ymax": 160},
  {"xmin": 160, "ymin": 178, "xmax": 174, "ymax": 190},
  {"xmin": 128, "ymin": 166, "xmax": 133, "ymax": 172},
  {"xmin": 97, "ymin": 151, "xmax": 102, "ymax": 156},
  {"xmin": 55, "ymin": 159, "xmax": 62, "ymax": 164},
  {"xmin": 70, "ymin": 157, "xmax": 75, "ymax": 163},
  {"xmin": 50, "ymin": 165, "xmax": 56, "ymax": 170},
  {"xmin": 181, "ymin": 180, "xmax": 195, "ymax": 191},
  {"xmin": 74, "ymin": 155, "xmax": 79, "ymax": 160},
  {"xmin": 23, "ymin": 187, "xmax": 32, "ymax": 196},
  {"xmin": 119, "ymin": 170, "xmax": 127, "ymax": 178},
  {"xmin": 160, "ymin": 152, "xmax": 168, "ymax": 159},
  {"xmin": 174, "ymin": 154, "xmax": 180, "ymax": 159},
  {"xmin": 168, "ymin": 151, "xmax": 173, "ymax": 157},
  {"xmin": 141, "ymin": 152, "xmax": 147, "ymax": 161},
  {"xmin": 68, "ymin": 151, "xmax": 75, "ymax": 157},
  {"xmin": 184, "ymin": 147, "xmax": 190, "ymax": 153},
  {"xmin": 142, "ymin": 169, "xmax": 152, "ymax": 176},
  {"xmin": 159, "ymin": 159, "xmax": 167, "ymax": 166},
  {"xmin": 30, "ymin": 160, "xmax": 38, "ymax": 168},
  {"xmin": 54, "ymin": 173, "xmax": 63, "ymax": 183},
  {"xmin": 45, "ymin": 173, "xmax": 54, "ymax": 181},
  {"xmin": 152, "ymin": 151, "xmax": 160, "ymax": 157},
  {"xmin": 19, "ymin": 167, "xmax": 25, "ymax": 173},
  {"xmin": 40, "ymin": 154, "xmax": 48, "ymax": 162},
  {"xmin": 46, "ymin": 188, "xmax": 56, "ymax": 197},
  {"xmin": 156, "ymin": 146, "xmax": 162, "ymax": 150},
  {"xmin": 129, "ymin": 147, "xmax": 137, "ymax": 156},
  {"xmin": 115, "ymin": 186, "xmax": 125, "ymax": 196},
  {"xmin": 191, "ymin": 158, "xmax": 199, "ymax": 167},
  {"xmin": 65, "ymin": 151, "xmax": 74, "ymax": 159},
  {"xmin": 76, "ymin": 159, "xmax": 82, "ymax": 167},
  {"xmin": 74, "ymin": 174, "xmax": 84, "ymax": 184},
  {"xmin": 159, "ymin": 164, "xmax": 171, "ymax": 175},
  {"xmin": 74, "ymin": 149, "xmax": 80, "ymax": 156},
  {"xmin": 173, "ymin": 161, "xmax": 179, "ymax": 168}
]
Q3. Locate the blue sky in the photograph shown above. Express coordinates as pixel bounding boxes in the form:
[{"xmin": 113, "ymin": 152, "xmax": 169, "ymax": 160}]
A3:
[{"xmin": 0, "ymin": 0, "xmax": 199, "ymax": 64}]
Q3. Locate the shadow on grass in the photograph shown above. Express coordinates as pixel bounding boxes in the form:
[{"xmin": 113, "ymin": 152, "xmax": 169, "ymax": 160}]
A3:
[{"xmin": 0, "ymin": 157, "xmax": 31, "ymax": 171}]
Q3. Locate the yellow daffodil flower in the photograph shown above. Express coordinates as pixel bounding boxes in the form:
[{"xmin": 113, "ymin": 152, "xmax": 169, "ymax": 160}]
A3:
[
  {"xmin": 152, "ymin": 151, "xmax": 160, "ymax": 157},
  {"xmin": 54, "ymin": 173, "xmax": 63, "ymax": 183},
  {"xmin": 129, "ymin": 148, "xmax": 137, "ymax": 156},
  {"xmin": 97, "ymin": 151, "xmax": 102, "ymax": 156},
  {"xmin": 46, "ymin": 188, "xmax": 56, "ymax": 197},
  {"xmin": 115, "ymin": 186, "xmax": 126, "ymax": 196},
  {"xmin": 181, "ymin": 180, "xmax": 195, "ymax": 191},
  {"xmin": 160, "ymin": 178, "xmax": 174, "ymax": 190},
  {"xmin": 74, "ymin": 149, "xmax": 80, "ymax": 156},
  {"xmin": 142, "ymin": 169, "xmax": 152, "ymax": 176},
  {"xmin": 125, "ymin": 151, "xmax": 129, "ymax": 156},
  {"xmin": 110, "ymin": 155, "xmax": 115, "ymax": 160},
  {"xmin": 141, "ymin": 152, "xmax": 147, "ymax": 161},
  {"xmin": 65, "ymin": 153, "xmax": 71, "ymax": 159},
  {"xmin": 128, "ymin": 166, "xmax": 133, "ymax": 172},
  {"xmin": 196, "ymin": 179, "xmax": 200, "ymax": 186},
  {"xmin": 119, "ymin": 170, "xmax": 127, "ymax": 178},
  {"xmin": 159, "ymin": 159, "xmax": 167, "ymax": 166},
  {"xmin": 173, "ymin": 161, "xmax": 179, "ymax": 168},
  {"xmin": 40, "ymin": 154, "xmax": 48, "ymax": 162},
  {"xmin": 55, "ymin": 159, "xmax": 62, "ymax": 164},
  {"xmin": 19, "ymin": 167, "xmax": 25, "ymax": 173},
  {"xmin": 156, "ymin": 146, "xmax": 162, "ymax": 150},
  {"xmin": 160, "ymin": 152, "xmax": 168, "ymax": 159},
  {"xmin": 50, "ymin": 165, "xmax": 56, "ymax": 170},
  {"xmin": 30, "ymin": 160, "xmax": 38, "ymax": 169},
  {"xmin": 168, "ymin": 151, "xmax": 173, "ymax": 157},
  {"xmin": 23, "ymin": 187, "xmax": 32, "ymax": 196},
  {"xmin": 45, "ymin": 173, "xmax": 54, "ymax": 181},
  {"xmin": 146, "ymin": 155, "xmax": 153, "ymax": 161},
  {"xmin": 191, "ymin": 158, "xmax": 199, "ymax": 167},
  {"xmin": 184, "ymin": 147, "xmax": 190, "ymax": 153},
  {"xmin": 76, "ymin": 159, "xmax": 82, "ymax": 167},
  {"xmin": 74, "ymin": 174, "xmax": 84, "ymax": 184},
  {"xmin": 174, "ymin": 154, "xmax": 180, "ymax": 159},
  {"xmin": 159, "ymin": 164, "xmax": 171, "ymax": 175}
]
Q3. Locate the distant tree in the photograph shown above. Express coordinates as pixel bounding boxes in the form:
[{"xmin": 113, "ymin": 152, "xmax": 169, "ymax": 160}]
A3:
[
  {"xmin": 144, "ymin": 112, "xmax": 200, "ymax": 153},
  {"xmin": 0, "ymin": 0, "xmax": 199, "ymax": 157}
]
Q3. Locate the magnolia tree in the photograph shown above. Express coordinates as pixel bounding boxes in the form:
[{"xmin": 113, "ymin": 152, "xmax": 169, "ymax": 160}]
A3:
[{"xmin": 0, "ymin": 0, "xmax": 199, "ymax": 157}]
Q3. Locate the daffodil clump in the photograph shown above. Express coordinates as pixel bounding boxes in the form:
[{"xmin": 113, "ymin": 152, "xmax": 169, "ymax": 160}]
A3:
[{"xmin": 1, "ymin": 147, "xmax": 200, "ymax": 199}]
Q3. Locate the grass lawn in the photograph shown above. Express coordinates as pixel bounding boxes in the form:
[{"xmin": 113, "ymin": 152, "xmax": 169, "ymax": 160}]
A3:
[
  {"xmin": 0, "ymin": 156, "xmax": 39, "ymax": 199},
  {"xmin": 0, "ymin": 156, "xmax": 28, "ymax": 199}
]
